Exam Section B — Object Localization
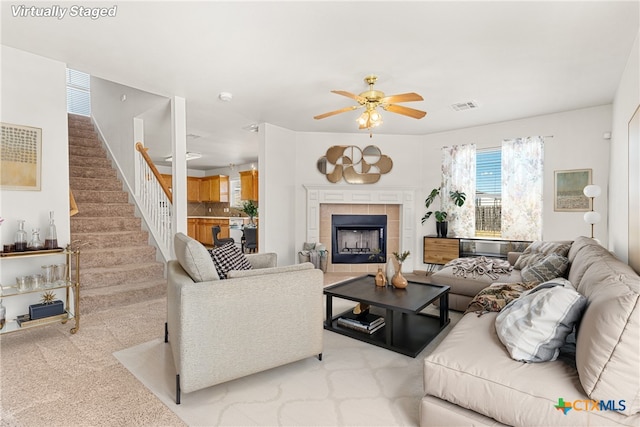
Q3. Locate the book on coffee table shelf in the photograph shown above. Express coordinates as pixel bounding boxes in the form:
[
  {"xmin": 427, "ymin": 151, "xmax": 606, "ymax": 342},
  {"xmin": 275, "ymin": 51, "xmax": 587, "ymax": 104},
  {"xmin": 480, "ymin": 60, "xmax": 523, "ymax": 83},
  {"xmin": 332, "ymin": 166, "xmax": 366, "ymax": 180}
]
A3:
[{"xmin": 337, "ymin": 315, "xmax": 385, "ymax": 334}]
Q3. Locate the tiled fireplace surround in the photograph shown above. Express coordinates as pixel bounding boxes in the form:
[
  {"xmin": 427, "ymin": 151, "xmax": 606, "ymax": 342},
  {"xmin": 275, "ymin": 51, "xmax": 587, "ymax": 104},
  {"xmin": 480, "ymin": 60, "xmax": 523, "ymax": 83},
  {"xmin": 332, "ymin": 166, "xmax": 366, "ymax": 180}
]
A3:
[{"xmin": 304, "ymin": 186, "xmax": 417, "ymax": 273}]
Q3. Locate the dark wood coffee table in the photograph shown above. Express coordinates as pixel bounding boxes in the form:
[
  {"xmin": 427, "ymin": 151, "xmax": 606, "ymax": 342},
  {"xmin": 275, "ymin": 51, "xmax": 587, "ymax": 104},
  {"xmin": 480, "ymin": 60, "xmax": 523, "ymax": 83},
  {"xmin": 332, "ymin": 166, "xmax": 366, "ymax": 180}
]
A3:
[{"xmin": 324, "ymin": 274, "xmax": 450, "ymax": 357}]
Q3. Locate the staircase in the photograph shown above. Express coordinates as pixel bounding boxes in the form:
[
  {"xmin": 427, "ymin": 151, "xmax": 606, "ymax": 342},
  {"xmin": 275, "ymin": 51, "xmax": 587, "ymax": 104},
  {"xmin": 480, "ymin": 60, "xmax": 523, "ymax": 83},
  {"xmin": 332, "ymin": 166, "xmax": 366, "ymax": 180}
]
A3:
[{"xmin": 68, "ymin": 114, "xmax": 166, "ymax": 314}]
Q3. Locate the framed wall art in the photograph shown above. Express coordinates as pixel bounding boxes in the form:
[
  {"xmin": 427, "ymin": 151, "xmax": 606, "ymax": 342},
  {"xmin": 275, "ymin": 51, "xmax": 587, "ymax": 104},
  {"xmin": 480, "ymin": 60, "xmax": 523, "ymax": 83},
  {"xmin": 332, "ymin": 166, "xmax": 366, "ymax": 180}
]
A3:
[
  {"xmin": 1, "ymin": 122, "xmax": 42, "ymax": 191},
  {"xmin": 554, "ymin": 169, "xmax": 591, "ymax": 212}
]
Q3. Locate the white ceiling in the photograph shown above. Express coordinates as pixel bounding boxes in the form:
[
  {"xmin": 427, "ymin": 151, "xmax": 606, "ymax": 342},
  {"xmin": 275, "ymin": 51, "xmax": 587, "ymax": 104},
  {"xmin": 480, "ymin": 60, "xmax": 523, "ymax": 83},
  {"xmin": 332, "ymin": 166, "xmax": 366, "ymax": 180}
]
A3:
[{"xmin": 2, "ymin": 1, "xmax": 639, "ymax": 170}]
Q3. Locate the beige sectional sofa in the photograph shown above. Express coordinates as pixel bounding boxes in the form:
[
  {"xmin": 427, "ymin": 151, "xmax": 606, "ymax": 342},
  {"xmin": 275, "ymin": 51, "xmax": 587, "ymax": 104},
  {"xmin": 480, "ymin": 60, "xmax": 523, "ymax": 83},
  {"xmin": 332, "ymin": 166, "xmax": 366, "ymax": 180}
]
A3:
[
  {"xmin": 420, "ymin": 236, "xmax": 640, "ymax": 426},
  {"xmin": 166, "ymin": 233, "xmax": 324, "ymax": 403}
]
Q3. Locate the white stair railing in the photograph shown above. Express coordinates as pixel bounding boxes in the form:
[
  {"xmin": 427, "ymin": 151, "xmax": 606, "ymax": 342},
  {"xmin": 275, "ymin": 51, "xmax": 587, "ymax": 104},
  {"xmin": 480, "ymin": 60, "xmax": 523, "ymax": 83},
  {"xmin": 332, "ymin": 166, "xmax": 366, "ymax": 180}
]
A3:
[{"xmin": 135, "ymin": 142, "xmax": 172, "ymax": 260}]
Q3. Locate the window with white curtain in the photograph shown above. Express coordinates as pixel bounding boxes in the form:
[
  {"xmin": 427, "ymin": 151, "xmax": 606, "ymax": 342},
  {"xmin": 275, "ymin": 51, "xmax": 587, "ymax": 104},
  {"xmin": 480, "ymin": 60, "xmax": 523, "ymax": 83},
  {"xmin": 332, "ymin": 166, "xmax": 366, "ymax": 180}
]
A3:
[
  {"xmin": 441, "ymin": 137, "xmax": 544, "ymax": 241},
  {"xmin": 66, "ymin": 68, "xmax": 91, "ymax": 116}
]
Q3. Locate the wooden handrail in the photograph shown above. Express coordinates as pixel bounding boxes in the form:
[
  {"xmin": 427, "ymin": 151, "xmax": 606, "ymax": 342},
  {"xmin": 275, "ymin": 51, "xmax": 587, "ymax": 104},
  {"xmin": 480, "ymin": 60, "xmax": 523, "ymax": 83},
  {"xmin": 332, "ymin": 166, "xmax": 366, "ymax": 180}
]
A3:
[{"xmin": 135, "ymin": 142, "xmax": 172, "ymax": 204}]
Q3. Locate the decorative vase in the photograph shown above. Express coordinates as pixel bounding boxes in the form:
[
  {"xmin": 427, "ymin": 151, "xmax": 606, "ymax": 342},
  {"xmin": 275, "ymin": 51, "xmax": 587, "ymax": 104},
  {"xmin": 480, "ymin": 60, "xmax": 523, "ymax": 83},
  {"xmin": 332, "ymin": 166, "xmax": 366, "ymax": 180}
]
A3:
[
  {"xmin": 375, "ymin": 267, "xmax": 386, "ymax": 287},
  {"xmin": 391, "ymin": 264, "xmax": 408, "ymax": 289},
  {"xmin": 436, "ymin": 221, "xmax": 448, "ymax": 238},
  {"xmin": 385, "ymin": 257, "xmax": 399, "ymax": 285}
]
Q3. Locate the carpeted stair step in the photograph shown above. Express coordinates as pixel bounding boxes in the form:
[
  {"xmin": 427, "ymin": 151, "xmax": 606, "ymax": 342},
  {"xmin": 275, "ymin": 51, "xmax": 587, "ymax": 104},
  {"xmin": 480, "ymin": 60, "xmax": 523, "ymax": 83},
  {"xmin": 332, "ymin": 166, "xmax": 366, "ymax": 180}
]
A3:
[
  {"xmin": 69, "ymin": 155, "xmax": 112, "ymax": 169},
  {"xmin": 70, "ymin": 177, "xmax": 122, "ymax": 191},
  {"xmin": 69, "ymin": 145, "xmax": 107, "ymax": 159},
  {"xmin": 80, "ymin": 246, "xmax": 158, "ymax": 269},
  {"xmin": 71, "ymin": 216, "xmax": 141, "ymax": 233},
  {"xmin": 79, "ymin": 263, "xmax": 165, "ymax": 289},
  {"xmin": 69, "ymin": 136, "xmax": 102, "ymax": 149},
  {"xmin": 72, "ymin": 190, "xmax": 129, "ymax": 204},
  {"xmin": 71, "ymin": 202, "xmax": 134, "ymax": 217},
  {"xmin": 71, "ymin": 231, "xmax": 151, "ymax": 249},
  {"xmin": 79, "ymin": 279, "xmax": 166, "ymax": 314},
  {"xmin": 69, "ymin": 166, "xmax": 117, "ymax": 179},
  {"xmin": 68, "ymin": 127, "xmax": 99, "ymax": 139},
  {"xmin": 68, "ymin": 113, "xmax": 93, "ymax": 125}
]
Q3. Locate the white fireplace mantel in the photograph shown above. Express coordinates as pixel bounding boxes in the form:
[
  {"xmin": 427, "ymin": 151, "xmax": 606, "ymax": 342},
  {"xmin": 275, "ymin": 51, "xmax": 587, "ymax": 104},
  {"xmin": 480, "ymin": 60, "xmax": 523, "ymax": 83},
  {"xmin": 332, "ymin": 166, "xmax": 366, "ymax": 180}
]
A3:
[{"xmin": 304, "ymin": 185, "xmax": 418, "ymax": 263}]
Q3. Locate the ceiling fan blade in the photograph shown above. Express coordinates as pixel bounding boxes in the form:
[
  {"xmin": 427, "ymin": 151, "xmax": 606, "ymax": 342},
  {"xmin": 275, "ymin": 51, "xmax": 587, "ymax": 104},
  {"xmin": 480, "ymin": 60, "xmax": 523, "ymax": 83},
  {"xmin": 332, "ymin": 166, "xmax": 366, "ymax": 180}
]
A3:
[
  {"xmin": 331, "ymin": 90, "xmax": 366, "ymax": 103},
  {"xmin": 314, "ymin": 105, "xmax": 359, "ymax": 120},
  {"xmin": 383, "ymin": 104, "xmax": 427, "ymax": 119},
  {"xmin": 381, "ymin": 92, "xmax": 424, "ymax": 104}
]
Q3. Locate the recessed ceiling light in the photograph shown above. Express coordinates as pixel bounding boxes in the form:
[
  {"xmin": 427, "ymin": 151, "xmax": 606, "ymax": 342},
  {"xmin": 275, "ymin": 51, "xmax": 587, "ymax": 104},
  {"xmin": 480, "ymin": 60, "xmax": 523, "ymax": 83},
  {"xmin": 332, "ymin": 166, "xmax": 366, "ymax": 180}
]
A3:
[
  {"xmin": 218, "ymin": 92, "xmax": 233, "ymax": 102},
  {"xmin": 165, "ymin": 152, "xmax": 202, "ymax": 162},
  {"xmin": 242, "ymin": 123, "xmax": 259, "ymax": 133}
]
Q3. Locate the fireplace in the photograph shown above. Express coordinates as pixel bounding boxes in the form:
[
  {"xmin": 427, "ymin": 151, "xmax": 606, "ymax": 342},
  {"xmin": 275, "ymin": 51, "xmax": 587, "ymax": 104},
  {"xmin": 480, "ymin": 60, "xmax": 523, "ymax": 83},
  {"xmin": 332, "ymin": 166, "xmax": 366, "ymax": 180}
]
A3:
[{"xmin": 331, "ymin": 214, "xmax": 387, "ymax": 264}]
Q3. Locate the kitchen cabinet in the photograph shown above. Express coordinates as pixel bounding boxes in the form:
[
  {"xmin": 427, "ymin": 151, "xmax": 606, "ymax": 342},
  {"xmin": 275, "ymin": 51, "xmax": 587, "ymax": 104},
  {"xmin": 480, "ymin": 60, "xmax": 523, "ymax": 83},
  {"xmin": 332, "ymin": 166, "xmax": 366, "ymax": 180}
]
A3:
[
  {"xmin": 200, "ymin": 175, "xmax": 229, "ymax": 203},
  {"xmin": 187, "ymin": 177, "xmax": 200, "ymax": 202},
  {"xmin": 239, "ymin": 170, "xmax": 258, "ymax": 201},
  {"xmin": 192, "ymin": 218, "xmax": 230, "ymax": 246},
  {"xmin": 187, "ymin": 218, "xmax": 197, "ymax": 240}
]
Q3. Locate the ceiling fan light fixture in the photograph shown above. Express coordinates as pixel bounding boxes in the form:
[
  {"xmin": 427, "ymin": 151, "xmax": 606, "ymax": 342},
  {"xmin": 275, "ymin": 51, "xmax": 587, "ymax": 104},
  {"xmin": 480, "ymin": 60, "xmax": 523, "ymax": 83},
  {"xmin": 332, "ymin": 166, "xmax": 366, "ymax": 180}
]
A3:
[
  {"xmin": 369, "ymin": 109, "xmax": 382, "ymax": 124},
  {"xmin": 357, "ymin": 111, "xmax": 369, "ymax": 126}
]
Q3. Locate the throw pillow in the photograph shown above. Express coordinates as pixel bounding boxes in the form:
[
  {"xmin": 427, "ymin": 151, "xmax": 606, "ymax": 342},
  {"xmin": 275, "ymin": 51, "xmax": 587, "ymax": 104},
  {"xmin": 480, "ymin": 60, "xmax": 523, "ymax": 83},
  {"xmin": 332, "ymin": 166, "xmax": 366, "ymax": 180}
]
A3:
[
  {"xmin": 520, "ymin": 253, "xmax": 569, "ymax": 283},
  {"xmin": 513, "ymin": 240, "xmax": 572, "ymax": 270},
  {"xmin": 209, "ymin": 243, "xmax": 253, "ymax": 279},
  {"xmin": 465, "ymin": 281, "xmax": 538, "ymax": 315},
  {"xmin": 495, "ymin": 279, "xmax": 586, "ymax": 363},
  {"xmin": 174, "ymin": 232, "xmax": 220, "ymax": 282}
]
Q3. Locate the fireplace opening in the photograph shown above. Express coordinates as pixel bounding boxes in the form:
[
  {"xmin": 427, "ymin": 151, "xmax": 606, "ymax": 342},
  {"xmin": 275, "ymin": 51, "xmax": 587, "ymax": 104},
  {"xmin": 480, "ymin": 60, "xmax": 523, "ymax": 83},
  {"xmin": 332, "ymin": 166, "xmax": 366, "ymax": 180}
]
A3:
[{"xmin": 331, "ymin": 214, "xmax": 387, "ymax": 264}]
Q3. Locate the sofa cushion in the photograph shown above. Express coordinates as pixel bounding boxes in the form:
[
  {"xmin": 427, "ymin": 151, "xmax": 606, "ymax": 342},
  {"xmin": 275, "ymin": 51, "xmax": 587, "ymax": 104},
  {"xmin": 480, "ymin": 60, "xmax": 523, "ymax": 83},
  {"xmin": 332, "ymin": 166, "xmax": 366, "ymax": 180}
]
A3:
[
  {"xmin": 495, "ymin": 279, "xmax": 586, "ymax": 362},
  {"xmin": 513, "ymin": 240, "xmax": 572, "ymax": 270},
  {"xmin": 209, "ymin": 243, "xmax": 253, "ymax": 279},
  {"xmin": 520, "ymin": 253, "xmax": 569, "ymax": 282},
  {"xmin": 174, "ymin": 232, "xmax": 220, "ymax": 282},
  {"xmin": 574, "ymin": 254, "xmax": 640, "ymax": 415},
  {"xmin": 227, "ymin": 262, "xmax": 313, "ymax": 279},
  {"xmin": 567, "ymin": 235, "xmax": 600, "ymax": 263},
  {"xmin": 424, "ymin": 312, "xmax": 639, "ymax": 426},
  {"xmin": 428, "ymin": 265, "xmax": 523, "ymax": 299}
]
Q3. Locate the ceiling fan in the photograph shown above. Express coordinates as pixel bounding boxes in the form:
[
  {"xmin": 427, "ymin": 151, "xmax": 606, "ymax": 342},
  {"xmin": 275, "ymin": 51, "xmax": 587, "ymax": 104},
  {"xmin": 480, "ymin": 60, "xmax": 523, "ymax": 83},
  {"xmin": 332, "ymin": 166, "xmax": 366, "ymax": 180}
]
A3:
[{"xmin": 314, "ymin": 75, "xmax": 427, "ymax": 134}]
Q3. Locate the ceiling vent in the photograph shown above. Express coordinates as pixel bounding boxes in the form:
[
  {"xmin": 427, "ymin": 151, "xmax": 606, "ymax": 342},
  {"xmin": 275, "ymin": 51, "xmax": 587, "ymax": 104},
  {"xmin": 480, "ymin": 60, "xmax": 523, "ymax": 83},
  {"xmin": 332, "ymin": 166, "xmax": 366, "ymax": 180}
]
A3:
[{"xmin": 451, "ymin": 101, "xmax": 480, "ymax": 112}]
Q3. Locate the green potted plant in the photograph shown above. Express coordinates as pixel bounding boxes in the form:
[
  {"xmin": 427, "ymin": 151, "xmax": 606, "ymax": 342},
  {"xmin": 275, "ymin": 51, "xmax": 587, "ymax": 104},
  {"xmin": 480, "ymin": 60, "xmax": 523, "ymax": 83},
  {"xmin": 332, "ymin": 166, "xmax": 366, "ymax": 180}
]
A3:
[
  {"xmin": 421, "ymin": 186, "xmax": 466, "ymax": 237},
  {"xmin": 241, "ymin": 200, "xmax": 258, "ymax": 227}
]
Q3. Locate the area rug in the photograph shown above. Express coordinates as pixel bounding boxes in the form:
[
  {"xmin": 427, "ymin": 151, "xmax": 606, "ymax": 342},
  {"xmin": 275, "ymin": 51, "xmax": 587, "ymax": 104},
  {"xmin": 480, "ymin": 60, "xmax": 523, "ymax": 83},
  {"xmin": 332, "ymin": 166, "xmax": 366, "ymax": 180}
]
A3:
[{"xmin": 114, "ymin": 312, "xmax": 460, "ymax": 427}]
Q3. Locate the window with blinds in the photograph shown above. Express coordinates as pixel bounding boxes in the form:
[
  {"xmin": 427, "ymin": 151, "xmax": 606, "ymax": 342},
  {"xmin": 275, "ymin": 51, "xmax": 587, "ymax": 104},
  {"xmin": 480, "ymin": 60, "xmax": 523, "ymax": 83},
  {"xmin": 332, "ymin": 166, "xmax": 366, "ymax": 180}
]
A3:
[
  {"xmin": 66, "ymin": 68, "xmax": 91, "ymax": 116},
  {"xmin": 476, "ymin": 147, "xmax": 502, "ymax": 236}
]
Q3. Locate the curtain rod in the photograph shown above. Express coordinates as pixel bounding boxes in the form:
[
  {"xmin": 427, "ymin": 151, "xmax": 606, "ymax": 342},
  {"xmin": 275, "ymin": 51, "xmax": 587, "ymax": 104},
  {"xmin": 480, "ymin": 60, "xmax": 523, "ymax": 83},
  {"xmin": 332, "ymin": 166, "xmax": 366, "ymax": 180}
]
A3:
[{"xmin": 502, "ymin": 135, "xmax": 554, "ymax": 140}]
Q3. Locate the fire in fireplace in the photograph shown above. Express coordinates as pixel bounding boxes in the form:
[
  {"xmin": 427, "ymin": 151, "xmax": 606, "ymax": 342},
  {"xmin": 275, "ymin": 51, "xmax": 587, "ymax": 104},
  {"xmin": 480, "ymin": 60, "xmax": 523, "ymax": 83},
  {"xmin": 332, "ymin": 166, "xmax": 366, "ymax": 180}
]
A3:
[{"xmin": 331, "ymin": 214, "xmax": 387, "ymax": 264}]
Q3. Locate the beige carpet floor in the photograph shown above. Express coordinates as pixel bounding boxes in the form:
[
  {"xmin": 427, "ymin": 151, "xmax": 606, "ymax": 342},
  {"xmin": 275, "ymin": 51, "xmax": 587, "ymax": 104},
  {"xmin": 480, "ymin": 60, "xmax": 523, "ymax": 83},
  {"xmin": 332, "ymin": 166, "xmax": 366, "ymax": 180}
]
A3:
[
  {"xmin": 1, "ymin": 272, "xmax": 457, "ymax": 427},
  {"xmin": 0, "ymin": 297, "xmax": 184, "ymax": 427}
]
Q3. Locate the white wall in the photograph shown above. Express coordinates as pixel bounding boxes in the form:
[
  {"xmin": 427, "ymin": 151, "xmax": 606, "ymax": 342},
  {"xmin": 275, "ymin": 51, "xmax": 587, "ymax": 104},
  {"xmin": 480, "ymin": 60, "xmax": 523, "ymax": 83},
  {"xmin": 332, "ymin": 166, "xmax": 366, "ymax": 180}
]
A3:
[
  {"xmin": 281, "ymin": 105, "xmax": 612, "ymax": 270},
  {"xmin": 610, "ymin": 30, "xmax": 640, "ymax": 263},
  {"xmin": 90, "ymin": 77, "xmax": 169, "ymax": 189},
  {"xmin": 0, "ymin": 45, "xmax": 70, "ymax": 319},
  {"xmin": 419, "ymin": 105, "xmax": 612, "ymax": 245},
  {"xmin": 261, "ymin": 123, "xmax": 297, "ymax": 264}
]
